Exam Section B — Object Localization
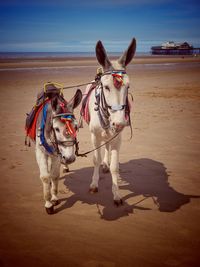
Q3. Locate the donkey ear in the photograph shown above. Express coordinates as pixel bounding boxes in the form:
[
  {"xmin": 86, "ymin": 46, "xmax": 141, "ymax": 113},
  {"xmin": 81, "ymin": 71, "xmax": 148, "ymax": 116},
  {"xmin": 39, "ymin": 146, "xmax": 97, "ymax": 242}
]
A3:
[
  {"xmin": 68, "ymin": 89, "xmax": 82, "ymax": 111},
  {"xmin": 51, "ymin": 96, "xmax": 58, "ymax": 112},
  {"xmin": 96, "ymin": 40, "xmax": 112, "ymax": 70},
  {"xmin": 118, "ymin": 38, "xmax": 136, "ymax": 67}
]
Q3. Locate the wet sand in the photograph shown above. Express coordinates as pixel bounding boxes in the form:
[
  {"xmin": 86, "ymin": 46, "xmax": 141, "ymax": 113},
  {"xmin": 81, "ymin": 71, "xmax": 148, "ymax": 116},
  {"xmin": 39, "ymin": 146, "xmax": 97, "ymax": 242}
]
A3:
[
  {"xmin": 0, "ymin": 56, "xmax": 200, "ymax": 267},
  {"xmin": 0, "ymin": 55, "xmax": 200, "ymax": 69}
]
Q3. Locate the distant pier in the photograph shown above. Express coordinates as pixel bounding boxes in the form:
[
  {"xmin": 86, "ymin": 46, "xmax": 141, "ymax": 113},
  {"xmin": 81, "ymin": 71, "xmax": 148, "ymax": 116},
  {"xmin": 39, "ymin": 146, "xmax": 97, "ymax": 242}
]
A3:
[{"xmin": 151, "ymin": 41, "xmax": 200, "ymax": 55}]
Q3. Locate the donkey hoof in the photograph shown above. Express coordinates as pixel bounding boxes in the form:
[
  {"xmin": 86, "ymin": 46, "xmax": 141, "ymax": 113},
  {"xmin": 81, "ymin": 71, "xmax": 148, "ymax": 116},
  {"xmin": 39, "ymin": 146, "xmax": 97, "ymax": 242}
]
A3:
[
  {"xmin": 51, "ymin": 199, "xmax": 61, "ymax": 206},
  {"xmin": 45, "ymin": 206, "xmax": 54, "ymax": 215},
  {"xmin": 102, "ymin": 163, "xmax": 110, "ymax": 173},
  {"xmin": 89, "ymin": 187, "xmax": 98, "ymax": 194},
  {"xmin": 114, "ymin": 199, "xmax": 123, "ymax": 206},
  {"xmin": 63, "ymin": 167, "xmax": 69, "ymax": 173}
]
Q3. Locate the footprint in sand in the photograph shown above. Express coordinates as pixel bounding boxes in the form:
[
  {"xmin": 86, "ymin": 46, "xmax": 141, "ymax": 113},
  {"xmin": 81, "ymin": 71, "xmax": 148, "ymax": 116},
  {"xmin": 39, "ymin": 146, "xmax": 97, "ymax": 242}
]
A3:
[{"xmin": 9, "ymin": 164, "xmax": 16, "ymax": 169}]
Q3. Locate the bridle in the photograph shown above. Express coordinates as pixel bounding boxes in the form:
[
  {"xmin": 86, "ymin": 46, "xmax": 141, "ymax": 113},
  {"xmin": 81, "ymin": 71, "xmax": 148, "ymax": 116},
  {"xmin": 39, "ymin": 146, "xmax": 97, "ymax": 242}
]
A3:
[
  {"xmin": 37, "ymin": 98, "xmax": 80, "ymax": 159},
  {"xmin": 93, "ymin": 69, "xmax": 131, "ymax": 130},
  {"xmin": 74, "ymin": 69, "xmax": 132, "ymax": 157},
  {"xmin": 51, "ymin": 112, "xmax": 80, "ymax": 158}
]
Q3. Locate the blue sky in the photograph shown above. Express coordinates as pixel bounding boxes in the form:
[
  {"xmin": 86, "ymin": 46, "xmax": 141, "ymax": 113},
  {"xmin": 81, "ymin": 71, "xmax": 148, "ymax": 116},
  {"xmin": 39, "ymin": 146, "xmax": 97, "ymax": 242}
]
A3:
[{"xmin": 0, "ymin": 0, "xmax": 200, "ymax": 52}]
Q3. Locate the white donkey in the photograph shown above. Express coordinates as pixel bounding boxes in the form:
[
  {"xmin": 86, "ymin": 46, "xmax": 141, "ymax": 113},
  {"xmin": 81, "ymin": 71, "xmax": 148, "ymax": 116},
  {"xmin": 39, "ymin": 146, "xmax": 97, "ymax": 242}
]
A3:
[
  {"xmin": 83, "ymin": 38, "xmax": 136, "ymax": 205},
  {"xmin": 31, "ymin": 87, "xmax": 82, "ymax": 214}
]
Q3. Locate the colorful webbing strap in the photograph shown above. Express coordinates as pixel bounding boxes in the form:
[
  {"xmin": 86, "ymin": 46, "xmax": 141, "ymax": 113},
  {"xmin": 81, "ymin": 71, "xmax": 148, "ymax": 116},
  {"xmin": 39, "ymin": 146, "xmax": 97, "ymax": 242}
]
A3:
[
  {"xmin": 40, "ymin": 103, "xmax": 54, "ymax": 154},
  {"xmin": 60, "ymin": 114, "xmax": 77, "ymax": 138},
  {"xmin": 112, "ymin": 71, "xmax": 125, "ymax": 89}
]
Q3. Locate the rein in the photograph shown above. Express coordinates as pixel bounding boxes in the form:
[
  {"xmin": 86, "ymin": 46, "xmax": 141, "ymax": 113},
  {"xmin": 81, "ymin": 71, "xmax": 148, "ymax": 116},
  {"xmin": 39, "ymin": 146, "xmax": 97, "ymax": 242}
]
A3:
[
  {"xmin": 75, "ymin": 131, "xmax": 121, "ymax": 157},
  {"xmin": 61, "ymin": 82, "xmax": 93, "ymax": 90},
  {"xmin": 27, "ymin": 68, "xmax": 133, "ymax": 158},
  {"xmin": 46, "ymin": 69, "xmax": 125, "ymax": 91}
]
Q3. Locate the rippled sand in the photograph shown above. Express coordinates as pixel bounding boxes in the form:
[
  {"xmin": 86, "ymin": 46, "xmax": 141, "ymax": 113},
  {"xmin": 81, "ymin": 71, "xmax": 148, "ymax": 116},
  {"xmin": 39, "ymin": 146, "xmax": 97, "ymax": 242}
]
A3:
[{"xmin": 0, "ymin": 56, "xmax": 200, "ymax": 267}]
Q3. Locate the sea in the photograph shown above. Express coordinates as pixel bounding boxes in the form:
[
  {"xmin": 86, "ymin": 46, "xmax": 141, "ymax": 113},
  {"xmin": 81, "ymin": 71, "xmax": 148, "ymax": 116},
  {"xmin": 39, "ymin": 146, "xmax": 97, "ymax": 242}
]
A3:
[
  {"xmin": 0, "ymin": 51, "xmax": 199, "ymax": 73},
  {"xmin": 0, "ymin": 51, "xmax": 151, "ymax": 59}
]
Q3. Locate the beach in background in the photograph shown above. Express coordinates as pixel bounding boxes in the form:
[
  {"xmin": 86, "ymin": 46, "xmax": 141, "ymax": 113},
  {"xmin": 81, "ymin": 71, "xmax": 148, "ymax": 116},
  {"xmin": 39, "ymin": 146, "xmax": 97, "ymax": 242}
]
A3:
[{"xmin": 0, "ymin": 55, "xmax": 200, "ymax": 267}]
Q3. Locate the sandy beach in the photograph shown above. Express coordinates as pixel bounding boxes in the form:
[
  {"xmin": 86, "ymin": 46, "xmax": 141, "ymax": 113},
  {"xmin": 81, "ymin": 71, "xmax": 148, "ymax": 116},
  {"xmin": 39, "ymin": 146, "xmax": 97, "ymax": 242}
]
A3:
[{"xmin": 0, "ymin": 55, "xmax": 200, "ymax": 267}]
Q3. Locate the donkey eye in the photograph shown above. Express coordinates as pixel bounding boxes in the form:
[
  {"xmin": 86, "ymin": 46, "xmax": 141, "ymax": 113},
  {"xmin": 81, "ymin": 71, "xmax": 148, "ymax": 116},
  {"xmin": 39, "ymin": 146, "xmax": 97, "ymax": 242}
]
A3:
[
  {"xmin": 55, "ymin": 127, "xmax": 60, "ymax": 132},
  {"xmin": 105, "ymin": 85, "xmax": 110, "ymax": 91}
]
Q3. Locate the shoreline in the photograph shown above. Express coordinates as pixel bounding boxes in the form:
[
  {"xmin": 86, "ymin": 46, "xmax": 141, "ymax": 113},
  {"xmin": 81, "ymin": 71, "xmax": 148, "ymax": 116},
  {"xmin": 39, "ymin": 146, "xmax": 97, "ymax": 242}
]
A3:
[{"xmin": 0, "ymin": 55, "xmax": 200, "ymax": 70}]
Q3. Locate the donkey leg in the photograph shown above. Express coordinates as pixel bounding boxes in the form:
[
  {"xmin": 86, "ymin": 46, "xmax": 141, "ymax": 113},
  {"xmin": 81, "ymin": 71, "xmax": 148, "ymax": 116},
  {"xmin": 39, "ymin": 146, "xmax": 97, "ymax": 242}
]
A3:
[
  {"xmin": 102, "ymin": 143, "xmax": 110, "ymax": 173},
  {"xmin": 110, "ymin": 136, "xmax": 123, "ymax": 206},
  {"xmin": 89, "ymin": 133, "xmax": 102, "ymax": 193},
  {"xmin": 50, "ymin": 157, "xmax": 61, "ymax": 206},
  {"xmin": 36, "ymin": 148, "xmax": 54, "ymax": 214}
]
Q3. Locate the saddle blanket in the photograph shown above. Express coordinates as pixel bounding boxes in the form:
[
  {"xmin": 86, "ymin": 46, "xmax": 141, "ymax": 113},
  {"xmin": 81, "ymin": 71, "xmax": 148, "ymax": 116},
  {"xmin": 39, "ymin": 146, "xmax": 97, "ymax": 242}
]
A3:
[
  {"xmin": 25, "ymin": 99, "xmax": 49, "ymax": 141},
  {"xmin": 25, "ymin": 82, "xmax": 63, "ymax": 141}
]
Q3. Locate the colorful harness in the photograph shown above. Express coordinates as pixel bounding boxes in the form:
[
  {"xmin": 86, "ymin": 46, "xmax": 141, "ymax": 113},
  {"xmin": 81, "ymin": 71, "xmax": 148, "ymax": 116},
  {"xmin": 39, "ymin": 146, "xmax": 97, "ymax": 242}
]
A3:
[
  {"xmin": 25, "ymin": 99, "xmax": 49, "ymax": 141},
  {"xmin": 25, "ymin": 82, "xmax": 79, "ymax": 155},
  {"xmin": 112, "ymin": 70, "xmax": 125, "ymax": 89},
  {"xmin": 81, "ymin": 69, "xmax": 132, "ymax": 129},
  {"xmin": 39, "ymin": 102, "xmax": 54, "ymax": 154}
]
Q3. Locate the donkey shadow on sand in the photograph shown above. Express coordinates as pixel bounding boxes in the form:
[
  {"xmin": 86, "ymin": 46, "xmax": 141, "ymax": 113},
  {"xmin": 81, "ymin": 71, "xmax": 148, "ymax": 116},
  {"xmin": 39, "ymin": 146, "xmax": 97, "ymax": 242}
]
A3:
[{"xmin": 56, "ymin": 158, "xmax": 199, "ymax": 220}]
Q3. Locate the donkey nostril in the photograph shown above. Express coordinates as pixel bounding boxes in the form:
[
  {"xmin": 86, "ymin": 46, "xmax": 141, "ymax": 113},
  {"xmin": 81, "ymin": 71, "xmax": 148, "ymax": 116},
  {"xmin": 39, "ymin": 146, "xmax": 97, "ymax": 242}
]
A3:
[
  {"xmin": 115, "ymin": 123, "xmax": 124, "ymax": 129},
  {"xmin": 62, "ymin": 156, "xmax": 66, "ymax": 160}
]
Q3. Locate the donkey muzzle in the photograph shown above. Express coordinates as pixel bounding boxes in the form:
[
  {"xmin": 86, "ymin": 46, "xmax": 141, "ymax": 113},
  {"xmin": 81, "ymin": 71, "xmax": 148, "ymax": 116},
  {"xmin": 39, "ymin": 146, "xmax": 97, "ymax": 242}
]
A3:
[
  {"xmin": 61, "ymin": 155, "xmax": 75, "ymax": 165},
  {"xmin": 111, "ymin": 122, "xmax": 125, "ymax": 133}
]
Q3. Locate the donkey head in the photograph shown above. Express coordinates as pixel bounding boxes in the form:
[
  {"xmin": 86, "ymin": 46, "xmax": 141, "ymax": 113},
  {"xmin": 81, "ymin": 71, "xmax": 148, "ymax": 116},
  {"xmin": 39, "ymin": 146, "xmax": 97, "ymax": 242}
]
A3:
[
  {"xmin": 51, "ymin": 89, "xmax": 82, "ymax": 164},
  {"xmin": 96, "ymin": 38, "xmax": 136, "ymax": 132}
]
